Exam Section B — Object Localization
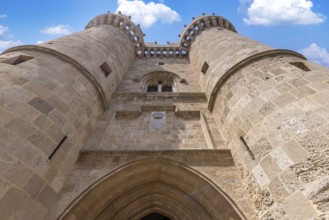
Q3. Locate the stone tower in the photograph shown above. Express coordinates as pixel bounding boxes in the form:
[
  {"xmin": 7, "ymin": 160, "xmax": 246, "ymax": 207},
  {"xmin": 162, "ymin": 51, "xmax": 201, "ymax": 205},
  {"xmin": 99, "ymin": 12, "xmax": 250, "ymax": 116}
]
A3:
[{"xmin": 0, "ymin": 12, "xmax": 328, "ymax": 220}]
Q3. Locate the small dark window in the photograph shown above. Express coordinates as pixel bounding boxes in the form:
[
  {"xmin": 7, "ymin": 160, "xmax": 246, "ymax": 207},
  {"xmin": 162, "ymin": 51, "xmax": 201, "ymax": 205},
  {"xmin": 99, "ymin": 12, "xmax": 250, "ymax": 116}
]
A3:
[
  {"xmin": 158, "ymin": 62, "xmax": 164, "ymax": 65},
  {"xmin": 201, "ymin": 61, "xmax": 209, "ymax": 74},
  {"xmin": 290, "ymin": 62, "xmax": 311, "ymax": 72},
  {"xmin": 100, "ymin": 61, "xmax": 112, "ymax": 77},
  {"xmin": 1, "ymin": 55, "xmax": 34, "ymax": 65},
  {"xmin": 162, "ymin": 86, "xmax": 173, "ymax": 92},
  {"xmin": 180, "ymin": 79, "xmax": 188, "ymax": 85},
  {"xmin": 147, "ymin": 85, "xmax": 158, "ymax": 92}
]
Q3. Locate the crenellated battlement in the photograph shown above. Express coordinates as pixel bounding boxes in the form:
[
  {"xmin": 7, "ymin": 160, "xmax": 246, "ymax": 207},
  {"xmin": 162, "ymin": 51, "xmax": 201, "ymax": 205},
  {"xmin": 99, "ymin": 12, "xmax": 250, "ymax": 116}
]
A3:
[{"xmin": 85, "ymin": 13, "xmax": 237, "ymax": 58}]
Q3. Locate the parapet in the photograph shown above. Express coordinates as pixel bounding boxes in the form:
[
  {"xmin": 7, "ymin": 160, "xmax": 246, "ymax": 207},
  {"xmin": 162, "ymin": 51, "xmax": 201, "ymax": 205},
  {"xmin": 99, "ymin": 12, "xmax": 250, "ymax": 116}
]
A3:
[
  {"xmin": 85, "ymin": 13, "xmax": 145, "ymax": 56},
  {"xmin": 179, "ymin": 14, "xmax": 237, "ymax": 49}
]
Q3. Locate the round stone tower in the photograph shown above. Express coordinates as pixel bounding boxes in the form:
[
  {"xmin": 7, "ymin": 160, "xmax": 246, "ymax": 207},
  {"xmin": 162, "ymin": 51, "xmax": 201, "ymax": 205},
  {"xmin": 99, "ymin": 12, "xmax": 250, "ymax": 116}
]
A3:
[
  {"xmin": 187, "ymin": 15, "xmax": 329, "ymax": 219},
  {"xmin": 1, "ymin": 12, "xmax": 329, "ymax": 220},
  {"xmin": 0, "ymin": 13, "xmax": 138, "ymax": 219}
]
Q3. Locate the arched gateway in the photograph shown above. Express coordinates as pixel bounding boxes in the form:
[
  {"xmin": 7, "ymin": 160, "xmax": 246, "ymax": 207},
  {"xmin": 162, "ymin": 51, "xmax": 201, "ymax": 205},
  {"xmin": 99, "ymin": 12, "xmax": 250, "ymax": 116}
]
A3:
[
  {"xmin": 1, "ymin": 10, "xmax": 327, "ymax": 220},
  {"xmin": 59, "ymin": 158, "xmax": 245, "ymax": 220}
]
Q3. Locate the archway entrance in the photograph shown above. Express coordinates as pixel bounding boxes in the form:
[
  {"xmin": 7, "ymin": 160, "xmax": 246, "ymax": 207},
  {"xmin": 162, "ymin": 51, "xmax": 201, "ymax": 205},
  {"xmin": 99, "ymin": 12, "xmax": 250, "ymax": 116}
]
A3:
[
  {"xmin": 141, "ymin": 212, "xmax": 171, "ymax": 220},
  {"xmin": 59, "ymin": 158, "xmax": 245, "ymax": 220}
]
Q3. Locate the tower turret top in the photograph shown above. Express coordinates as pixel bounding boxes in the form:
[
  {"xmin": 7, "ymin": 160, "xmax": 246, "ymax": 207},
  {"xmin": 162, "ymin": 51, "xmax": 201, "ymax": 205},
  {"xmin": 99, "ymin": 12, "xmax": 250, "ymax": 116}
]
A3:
[
  {"xmin": 85, "ymin": 13, "xmax": 237, "ymax": 58},
  {"xmin": 179, "ymin": 14, "xmax": 237, "ymax": 49}
]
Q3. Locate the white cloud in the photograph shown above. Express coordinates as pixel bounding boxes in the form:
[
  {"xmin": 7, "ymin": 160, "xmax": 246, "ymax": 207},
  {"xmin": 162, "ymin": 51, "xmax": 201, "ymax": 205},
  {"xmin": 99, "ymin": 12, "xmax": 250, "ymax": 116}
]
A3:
[
  {"xmin": 238, "ymin": 0, "xmax": 252, "ymax": 14},
  {"xmin": 0, "ymin": 25, "xmax": 9, "ymax": 36},
  {"xmin": 242, "ymin": 0, "xmax": 326, "ymax": 25},
  {"xmin": 36, "ymin": 40, "xmax": 44, "ymax": 44},
  {"xmin": 299, "ymin": 43, "xmax": 329, "ymax": 67},
  {"xmin": 41, "ymin": 25, "xmax": 71, "ymax": 35},
  {"xmin": 0, "ymin": 40, "xmax": 23, "ymax": 52},
  {"xmin": 0, "ymin": 20, "xmax": 23, "ymax": 52},
  {"xmin": 116, "ymin": 0, "xmax": 181, "ymax": 28}
]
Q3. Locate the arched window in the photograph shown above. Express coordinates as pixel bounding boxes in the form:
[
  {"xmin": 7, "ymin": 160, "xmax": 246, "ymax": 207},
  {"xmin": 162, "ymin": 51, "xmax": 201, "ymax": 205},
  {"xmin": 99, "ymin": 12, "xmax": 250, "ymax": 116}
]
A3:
[
  {"xmin": 162, "ymin": 85, "xmax": 173, "ymax": 92},
  {"xmin": 147, "ymin": 85, "xmax": 158, "ymax": 92},
  {"xmin": 141, "ymin": 71, "xmax": 179, "ymax": 93}
]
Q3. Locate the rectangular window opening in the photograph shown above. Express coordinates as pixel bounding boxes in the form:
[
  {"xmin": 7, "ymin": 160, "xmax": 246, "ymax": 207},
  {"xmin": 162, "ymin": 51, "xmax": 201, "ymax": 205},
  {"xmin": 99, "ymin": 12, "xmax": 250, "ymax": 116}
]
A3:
[
  {"xmin": 240, "ymin": 136, "xmax": 255, "ymax": 160},
  {"xmin": 100, "ymin": 61, "xmax": 112, "ymax": 77},
  {"xmin": 48, "ymin": 135, "xmax": 67, "ymax": 160},
  {"xmin": 1, "ymin": 55, "xmax": 34, "ymax": 65},
  {"xmin": 290, "ymin": 62, "xmax": 311, "ymax": 72},
  {"xmin": 201, "ymin": 61, "xmax": 209, "ymax": 74},
  {"xmin": 158, "ymin": 62, "xmax": 164, "ymax": 65}
]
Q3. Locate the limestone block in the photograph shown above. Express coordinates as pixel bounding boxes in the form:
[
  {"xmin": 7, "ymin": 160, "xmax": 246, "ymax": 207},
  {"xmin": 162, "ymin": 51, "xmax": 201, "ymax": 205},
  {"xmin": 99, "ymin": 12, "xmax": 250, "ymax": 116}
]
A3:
[
  {"xmin": 279, "ymin": 169, "xmax": 302, "ymax": 194},
  {"xmin": 290, "ymin": 86, "xmax": 316, "ymax": 99},
  {"xmin": 5, "ymin": 118, "xmax": 36, "ymax": 139},
  {"xmin": 28, "ymin": 97, "xmax": 54, "ymax": 115},
  {"xmin": 270, "ymin": 147, "xmax": 293, "ymax": 170},
  {"xmin": 252, "ymin": 163, "xmax": 270, "ymax": 188},
  {"xmin": 259, "ymin": 155, "xmax": 281, "ymax": 181},
  {"xmin": 0, "ymin": 187, "xmax": 47, "ymax": 220},
  {"xmin": 283, "ymin": 192, "xmax": 317, "ymax": 220},
  {"xmin": 273, "ymin": 93, "xmax": 298, "ymax": 107},
  {"xmin": 24, "ymin": 81, "xmax": 52, "ymax": 100},
  {"xmin": 268, "ymin": 177, "xmax": 289, "ymax": 202},
  {"xmin": 22, "ymin": 173, "xmax": 46, "ymax": 200}
]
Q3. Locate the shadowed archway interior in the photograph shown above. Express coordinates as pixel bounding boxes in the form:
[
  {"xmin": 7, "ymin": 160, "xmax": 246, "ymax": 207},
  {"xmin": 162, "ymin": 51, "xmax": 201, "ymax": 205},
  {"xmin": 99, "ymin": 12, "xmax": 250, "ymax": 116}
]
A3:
[
  {"xmin": 141, "ymin": 212, "xmax": 171, "ymax": 220},
  {"xmin": 59, "ymin": 158, "xmax": 246, "ymax": 220}
]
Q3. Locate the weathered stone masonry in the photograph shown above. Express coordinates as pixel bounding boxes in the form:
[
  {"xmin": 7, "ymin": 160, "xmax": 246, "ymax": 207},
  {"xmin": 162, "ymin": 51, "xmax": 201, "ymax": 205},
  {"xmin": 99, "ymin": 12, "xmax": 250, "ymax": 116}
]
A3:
[{"xmin": 0, "ymin": 12, "xmax": 328, "ymax": 220}]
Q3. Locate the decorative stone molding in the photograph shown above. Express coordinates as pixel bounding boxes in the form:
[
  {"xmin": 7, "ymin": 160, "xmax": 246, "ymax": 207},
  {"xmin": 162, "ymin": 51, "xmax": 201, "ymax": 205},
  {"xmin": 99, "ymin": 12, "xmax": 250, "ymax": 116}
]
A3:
[{"xmin": 138, "ymin": 43, "xmax": 188, "ymax": 58}]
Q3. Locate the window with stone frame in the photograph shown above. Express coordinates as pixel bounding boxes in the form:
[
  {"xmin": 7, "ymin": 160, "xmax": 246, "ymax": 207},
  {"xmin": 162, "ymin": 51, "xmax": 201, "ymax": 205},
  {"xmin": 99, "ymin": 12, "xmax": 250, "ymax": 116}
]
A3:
[{"xmin": 141, "ymin": 71, "xmax": 179, "ymax": 93}]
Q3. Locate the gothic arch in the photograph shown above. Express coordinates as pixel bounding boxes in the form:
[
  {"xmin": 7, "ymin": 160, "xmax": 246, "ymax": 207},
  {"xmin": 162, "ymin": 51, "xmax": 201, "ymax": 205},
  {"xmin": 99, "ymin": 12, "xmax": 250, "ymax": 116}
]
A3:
[{"xmin": 59, "ymin": 158, "xmax": 246, "ymax": 220}]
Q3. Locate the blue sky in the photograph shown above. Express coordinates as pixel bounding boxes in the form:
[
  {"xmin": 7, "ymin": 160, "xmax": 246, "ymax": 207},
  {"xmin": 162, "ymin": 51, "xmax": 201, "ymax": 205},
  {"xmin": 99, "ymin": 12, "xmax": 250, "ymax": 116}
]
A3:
[{"xmin": 1, "ymin": 0, "xmax": 329, "ymax": 66}]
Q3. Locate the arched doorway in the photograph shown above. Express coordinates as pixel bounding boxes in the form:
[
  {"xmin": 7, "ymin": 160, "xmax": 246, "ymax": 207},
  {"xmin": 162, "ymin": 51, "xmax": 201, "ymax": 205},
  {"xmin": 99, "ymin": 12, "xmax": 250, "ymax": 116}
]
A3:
[
  {"xmin": 141, "ymin": 212, "xmax": 171, "ymax": 220},
  {"xmin": 59, "ymin": 158, "xmax": 245, "ymax": 220}
]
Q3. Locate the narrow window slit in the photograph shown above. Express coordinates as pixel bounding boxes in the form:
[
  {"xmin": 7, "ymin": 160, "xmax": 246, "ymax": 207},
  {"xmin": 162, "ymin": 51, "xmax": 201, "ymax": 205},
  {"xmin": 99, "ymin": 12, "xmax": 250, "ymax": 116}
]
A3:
[
  {"xmin": 290, "ymin": 62, "xmax": 311, "ymax": 72},
  {"xmin": 240, "ymin": 136, "xmax": 255, "ymax": 160},
  {"xmin": 1, "ymin": 55, "xmax": 34, "ymax": 65},
  {"xmin": 48, "ymin": 136, "xmax": 67, "ymax": 160}
]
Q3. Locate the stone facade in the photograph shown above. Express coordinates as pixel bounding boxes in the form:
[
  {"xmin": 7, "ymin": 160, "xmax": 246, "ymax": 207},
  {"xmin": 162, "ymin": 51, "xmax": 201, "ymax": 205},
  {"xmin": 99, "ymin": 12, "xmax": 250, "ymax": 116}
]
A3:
[{"xmin": 0, "ymin": 13, "xmax": 328, "ymax": 220}]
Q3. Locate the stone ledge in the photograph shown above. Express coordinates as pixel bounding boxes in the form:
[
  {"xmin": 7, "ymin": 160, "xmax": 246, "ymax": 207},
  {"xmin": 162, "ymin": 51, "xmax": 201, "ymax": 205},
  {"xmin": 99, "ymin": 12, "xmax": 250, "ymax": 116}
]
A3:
[
  {"xmin": 78, "ymin": 149, "xmax": 234, "ymax": 167},
  {"xmin": 113, "ymin": 92, "xmax": 207, "ymax": 99}
]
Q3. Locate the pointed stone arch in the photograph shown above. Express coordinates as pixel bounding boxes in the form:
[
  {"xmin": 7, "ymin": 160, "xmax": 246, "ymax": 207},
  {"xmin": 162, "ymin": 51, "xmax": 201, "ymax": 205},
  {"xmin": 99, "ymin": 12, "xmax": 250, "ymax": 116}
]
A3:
[{"xmin": 59, "ymin": 158, "xmax": 246, "ymax": 220}]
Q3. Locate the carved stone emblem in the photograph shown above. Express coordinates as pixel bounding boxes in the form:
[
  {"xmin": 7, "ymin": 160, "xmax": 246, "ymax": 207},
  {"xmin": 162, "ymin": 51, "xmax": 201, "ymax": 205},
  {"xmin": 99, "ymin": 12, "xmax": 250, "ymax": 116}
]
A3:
[{"xmin": 150, "ymin": 112, "xmax": 166, "ymax": 130}]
